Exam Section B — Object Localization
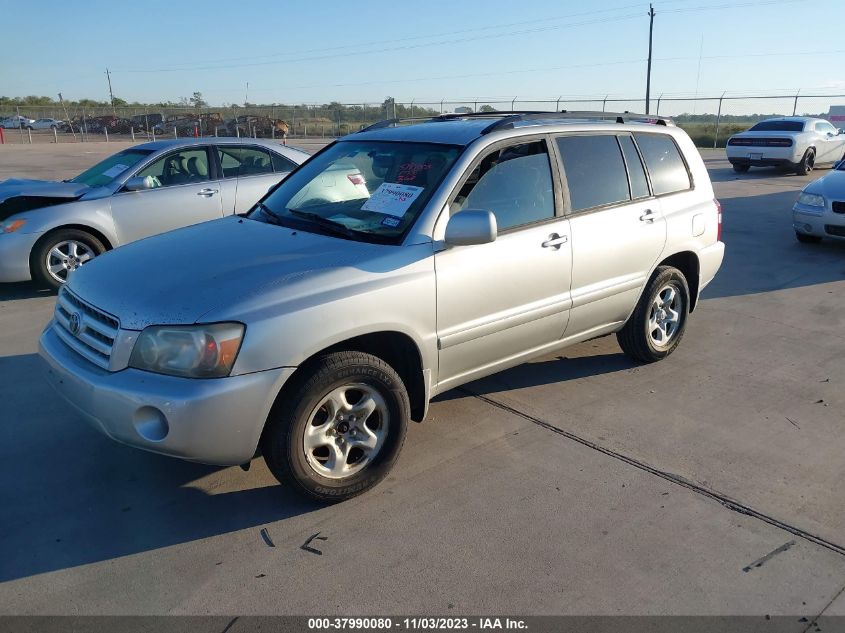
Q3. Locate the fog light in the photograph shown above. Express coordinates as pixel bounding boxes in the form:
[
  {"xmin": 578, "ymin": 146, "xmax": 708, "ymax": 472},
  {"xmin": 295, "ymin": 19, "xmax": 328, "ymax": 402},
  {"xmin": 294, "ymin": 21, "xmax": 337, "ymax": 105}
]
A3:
[{"xmin": 133, "ymin": 406, "xmax": 169, "ymax": 442}]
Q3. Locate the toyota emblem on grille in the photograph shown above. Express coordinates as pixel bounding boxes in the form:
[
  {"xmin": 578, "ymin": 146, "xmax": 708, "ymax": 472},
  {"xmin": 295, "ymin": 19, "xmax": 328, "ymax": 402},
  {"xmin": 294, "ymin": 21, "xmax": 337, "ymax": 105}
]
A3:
[{"xmin": 68, "ymin": 312, "xmax": 82, "ymax": 336}]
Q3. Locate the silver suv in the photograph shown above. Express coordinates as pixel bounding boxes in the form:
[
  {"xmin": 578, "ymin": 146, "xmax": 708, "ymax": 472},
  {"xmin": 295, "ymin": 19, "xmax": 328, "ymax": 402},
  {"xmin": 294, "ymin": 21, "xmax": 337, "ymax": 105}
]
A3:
[{"xmin": 39, "ymin": 112, "xmax": 725, "ymax": 502}]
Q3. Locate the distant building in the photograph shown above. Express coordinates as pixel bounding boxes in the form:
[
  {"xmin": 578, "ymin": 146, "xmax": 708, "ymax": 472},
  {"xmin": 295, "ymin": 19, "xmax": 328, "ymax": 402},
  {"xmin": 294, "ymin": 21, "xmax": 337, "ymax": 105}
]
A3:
[{"xmin": 829, "ymin": 106, "xmax": 845, "ymax": 125}]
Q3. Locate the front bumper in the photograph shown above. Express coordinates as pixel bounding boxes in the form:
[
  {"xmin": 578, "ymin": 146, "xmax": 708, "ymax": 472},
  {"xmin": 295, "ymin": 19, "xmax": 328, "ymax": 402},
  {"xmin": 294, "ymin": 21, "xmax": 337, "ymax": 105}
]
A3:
[
  {"xmin": 793, "ymin": 203, "xmax": 845, "ymax": 240},
  {"xmin": 39, "ymin": 323, "xmax": 295, "ymax": 465},
  {"xmin": 0, "ymin": 230, "xmax": 40, "ymax": 282}
]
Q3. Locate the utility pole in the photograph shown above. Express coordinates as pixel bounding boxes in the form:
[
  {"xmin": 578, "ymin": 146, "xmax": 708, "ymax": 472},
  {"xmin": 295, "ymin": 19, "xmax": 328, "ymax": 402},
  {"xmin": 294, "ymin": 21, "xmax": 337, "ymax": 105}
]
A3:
[
  {"xmin": 105, "ymin": 68, "xmax": 117, "ymax": 114},
  {"xmin": 245, "ymin": 82, "xmax": 249, "ymax": 106},
  {"xmin": 645, "ymin": 4, "xmax": 655, "ymax": 114}
]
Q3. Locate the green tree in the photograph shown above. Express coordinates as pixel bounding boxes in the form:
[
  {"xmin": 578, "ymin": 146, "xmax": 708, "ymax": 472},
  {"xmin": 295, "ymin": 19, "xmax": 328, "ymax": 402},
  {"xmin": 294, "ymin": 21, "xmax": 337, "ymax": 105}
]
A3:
[{"xmin": 189, "ymin": 91, "xmax": 207, "ymax": 108}]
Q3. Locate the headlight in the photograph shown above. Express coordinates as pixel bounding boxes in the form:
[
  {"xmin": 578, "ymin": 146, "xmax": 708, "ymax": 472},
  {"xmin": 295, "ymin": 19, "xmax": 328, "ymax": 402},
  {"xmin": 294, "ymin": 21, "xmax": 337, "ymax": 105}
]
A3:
[
  {"xmin": 797, "ymin": 192, "xmax": 825, "ymax": 208},
  {"xmin": 129, "ymin": 323, "xmax": 245, "ymax": 378},
  {"xmin": 1, "ymin": 219, "xmax": 26, "ymax": 233}
]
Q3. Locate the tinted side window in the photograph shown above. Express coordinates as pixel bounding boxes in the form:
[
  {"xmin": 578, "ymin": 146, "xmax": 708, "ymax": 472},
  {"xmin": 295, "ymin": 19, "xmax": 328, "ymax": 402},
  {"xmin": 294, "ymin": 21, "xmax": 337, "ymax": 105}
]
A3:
[
  {"xmin": 816, "ymin": 121, "xmax": 837, "ymax": 134},
  {"xmin": 633, "ymin": 134, "xmax": 691, "ymax": 196},
  {"xmin": 555, "ymin": 135, "xmax": 629, "ymax": 212},
  {"xmin": 453, "ymin": 141, "xmax": 555, "ymax": 231},
  {"xmin": 619, "ymin": 135, "xmax": 650, "ymax": 199},
  {"xmin": 272, "ymin": 152, "xmax": 298, "ymax": 172},
  {"xmin": 217, "ymin": 146, "xmax": 274, "ymax": 178}
]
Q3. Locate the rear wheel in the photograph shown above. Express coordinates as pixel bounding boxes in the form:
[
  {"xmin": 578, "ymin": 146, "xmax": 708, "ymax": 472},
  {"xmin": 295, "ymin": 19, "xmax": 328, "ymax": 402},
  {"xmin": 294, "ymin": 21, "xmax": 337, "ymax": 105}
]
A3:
[
  {"xmin": 617, "ymin": 266, "xmax": 690, "ymax": 363},
  {"xmin": 796, "ymin": 149, "xmax": 815, "ymax": 176},
  {"xmin": 261, "ymin": 351, "xmax": 410, "ymax": 502},
  {"xmin": 732, "ymin": 163, "xmax": 750, "ymax": 174},
  {"xmin": 30, "ymin": 228, "xmax": 106, "ymax": 290},
  {"xmin": 796, "ymin": 232, "xmax": 822, "ymax": 244}
]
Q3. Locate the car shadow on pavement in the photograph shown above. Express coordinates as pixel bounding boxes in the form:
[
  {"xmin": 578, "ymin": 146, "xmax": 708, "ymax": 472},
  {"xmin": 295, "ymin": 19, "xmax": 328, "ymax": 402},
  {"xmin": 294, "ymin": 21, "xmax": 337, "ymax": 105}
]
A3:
[
  {"xmin": 0, "ymin": 353, "xmax": 321, "ymax": 583},
  {"xmin": 0, "ymin": 281, "xmax": 54, "ymax": 301},
  {"xmin": 434, "ymin": 352, "xmax": 637, "ymax": 402},
  {"xmin": 702, "ymin": 189, "xmax": 845, "ymax": 300}
]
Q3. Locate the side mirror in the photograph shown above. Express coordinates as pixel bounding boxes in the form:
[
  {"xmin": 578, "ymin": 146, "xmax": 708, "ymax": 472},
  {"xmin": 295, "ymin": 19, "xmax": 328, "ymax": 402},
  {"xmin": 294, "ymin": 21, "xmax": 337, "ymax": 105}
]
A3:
[
  {"xmin": 444, "ymin": 209, "xmax": 497, "ymax": 246},
  {"xmin": 124, "ymin": 176, "xmax": 155, "ymax": 191}
]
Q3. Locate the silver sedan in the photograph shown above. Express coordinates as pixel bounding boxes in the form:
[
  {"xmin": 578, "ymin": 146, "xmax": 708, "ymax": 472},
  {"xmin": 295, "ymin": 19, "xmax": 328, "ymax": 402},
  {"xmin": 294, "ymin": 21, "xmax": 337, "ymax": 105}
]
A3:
[{"xmin": 0, "ymin": 138, "xmax": 308, "ymax": 288}]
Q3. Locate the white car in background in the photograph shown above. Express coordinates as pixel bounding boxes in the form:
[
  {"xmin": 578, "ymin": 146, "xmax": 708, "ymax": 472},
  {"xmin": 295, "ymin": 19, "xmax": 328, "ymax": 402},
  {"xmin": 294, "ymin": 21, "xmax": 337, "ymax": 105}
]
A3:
[
  {"xmin": 26, "ymin": 118, "xmax": 64, "ymax": 130},
  {"xmin": 792, "ymin": 159, "xmax": 845, "ymax": 243},
  {"xmin": 726, "ymin": 117, "xmax": 845, "ymax": 175},
  {"xmin": 0, "ymin": 115, "xmax": 35, "ymax": 129}
]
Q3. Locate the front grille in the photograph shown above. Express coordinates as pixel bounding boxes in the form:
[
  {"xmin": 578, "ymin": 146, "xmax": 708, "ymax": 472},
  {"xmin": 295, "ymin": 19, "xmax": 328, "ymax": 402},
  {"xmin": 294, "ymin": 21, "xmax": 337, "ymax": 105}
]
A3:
[
  {"xmin": 728, "ymin": 137, "xmax": 793, "ymax": 147},
  {"xmin": 53, "ymin": 288, "xmax": 119, "ymax": 369},
  {"xmin": 825, "ymin": 224, "xmax": 845, "ymax": 237},
  {"xmin": 832, "ymin": 201, "xmax": 845, "ymax": 214}
]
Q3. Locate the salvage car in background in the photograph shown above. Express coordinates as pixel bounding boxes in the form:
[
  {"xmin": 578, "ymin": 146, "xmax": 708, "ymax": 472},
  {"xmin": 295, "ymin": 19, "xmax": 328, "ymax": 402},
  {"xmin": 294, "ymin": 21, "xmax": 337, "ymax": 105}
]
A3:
[
  {"xmin": 727, "ymin": 117, "xmax": 845, "ymax": 175},
  {"xmin": 0, "ymin": 115, "xmax": 34, "ymax": 129},
  {"xmin": 0, "ymin": 138, "xmax": 308, "ymax": 288},
  {"xmin": 792, "ymin": 159, "xmax": 845, "ymax": 243},
  {"xmin": 26, "ymin": 118, "xmax": 64, "ymax": 130}
]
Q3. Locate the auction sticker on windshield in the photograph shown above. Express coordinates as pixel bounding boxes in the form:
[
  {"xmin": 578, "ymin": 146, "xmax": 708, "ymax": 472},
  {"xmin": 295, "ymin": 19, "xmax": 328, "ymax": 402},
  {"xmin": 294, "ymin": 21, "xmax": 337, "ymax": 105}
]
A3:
[
  {"xmin": 361, "ymin": 183, "xmax": 423, "ymax": 215},
  {"xmin": 102, "ymin": 164, "xmax": 129, "ymax": 179}
]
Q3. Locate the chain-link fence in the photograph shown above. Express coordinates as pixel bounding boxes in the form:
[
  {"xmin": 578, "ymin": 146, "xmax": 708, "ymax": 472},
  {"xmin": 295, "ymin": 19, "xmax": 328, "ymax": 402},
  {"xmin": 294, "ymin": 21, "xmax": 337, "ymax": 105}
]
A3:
[{"xmin": 2, "ymin": 92, "xmax": 844, "ymax": 147}]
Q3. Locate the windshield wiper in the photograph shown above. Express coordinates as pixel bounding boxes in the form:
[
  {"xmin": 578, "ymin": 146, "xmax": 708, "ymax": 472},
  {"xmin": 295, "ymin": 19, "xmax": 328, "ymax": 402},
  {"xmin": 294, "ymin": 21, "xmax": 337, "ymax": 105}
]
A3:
[{"xmin": 287, "ymin": 208, "xmax": 360, "ymax": 240}]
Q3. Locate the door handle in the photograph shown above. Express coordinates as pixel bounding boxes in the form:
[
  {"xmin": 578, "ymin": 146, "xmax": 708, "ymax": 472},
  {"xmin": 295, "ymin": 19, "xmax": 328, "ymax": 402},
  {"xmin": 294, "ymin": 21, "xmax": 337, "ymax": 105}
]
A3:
[
  {"xmin": 197, "ymin": 188, "xmax": 219, "ymax": 197},
  {"xmin": 639, "ymin": 209, "xmax": 655, "ymax": 223},
  {"xmin": 541, "ymin": 233, "xmax": 568, "ymax": 249}
]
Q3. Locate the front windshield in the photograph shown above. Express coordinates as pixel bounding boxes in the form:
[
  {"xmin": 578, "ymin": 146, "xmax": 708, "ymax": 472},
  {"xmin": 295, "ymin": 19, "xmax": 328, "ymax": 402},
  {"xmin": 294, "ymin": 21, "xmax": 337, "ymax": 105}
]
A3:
[
  {"xmin": 252, "ymin": 140, "xmax": 462, "ymax": 242},
  {"xmin": 70, "ymin": 149, "xmax": 154, "ymax": 187}
]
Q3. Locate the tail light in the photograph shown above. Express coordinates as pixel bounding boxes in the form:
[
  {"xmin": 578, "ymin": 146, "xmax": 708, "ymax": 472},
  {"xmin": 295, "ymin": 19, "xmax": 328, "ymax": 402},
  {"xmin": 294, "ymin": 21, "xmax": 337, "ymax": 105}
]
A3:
[
  {"xmin": 347, "ymin": 173, "xmax": 366, "ymax": 186},
  {"xmin": 715, "ymin": 198, "xmax": 723, "ymax": 242}
]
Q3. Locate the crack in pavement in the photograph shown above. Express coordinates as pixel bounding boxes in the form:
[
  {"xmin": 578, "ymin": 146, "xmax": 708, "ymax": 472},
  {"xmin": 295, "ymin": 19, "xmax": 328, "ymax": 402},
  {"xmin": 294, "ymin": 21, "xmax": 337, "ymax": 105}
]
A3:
[{"xmin": 461, "ymin": 387, "xmax": 845, "ymax": 558}]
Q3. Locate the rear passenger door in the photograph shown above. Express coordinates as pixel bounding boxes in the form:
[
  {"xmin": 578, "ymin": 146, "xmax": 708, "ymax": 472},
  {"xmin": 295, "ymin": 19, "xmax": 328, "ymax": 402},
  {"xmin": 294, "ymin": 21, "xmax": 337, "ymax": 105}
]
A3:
[
  {"xmin": 215, "ymin": 145, "xmax": 294, "ymax": 214},
  {"xmin": 556, "ymin": 133, "xmax": 668, "ymax": 338}
]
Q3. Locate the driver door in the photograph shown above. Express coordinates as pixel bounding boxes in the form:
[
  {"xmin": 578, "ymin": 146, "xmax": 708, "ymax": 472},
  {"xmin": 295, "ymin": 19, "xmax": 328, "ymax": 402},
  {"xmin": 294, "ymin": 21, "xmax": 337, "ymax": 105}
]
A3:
[{"xmin": 109, "ymin": 146, "xmax": 223, "ymax": 244}]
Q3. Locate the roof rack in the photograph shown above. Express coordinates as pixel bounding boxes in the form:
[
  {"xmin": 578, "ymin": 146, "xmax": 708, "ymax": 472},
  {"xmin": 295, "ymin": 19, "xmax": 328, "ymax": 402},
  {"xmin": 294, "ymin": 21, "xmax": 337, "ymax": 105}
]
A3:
[{"xmin": 356, "ymin": 110, "xmax": 674, "ymax": 135}]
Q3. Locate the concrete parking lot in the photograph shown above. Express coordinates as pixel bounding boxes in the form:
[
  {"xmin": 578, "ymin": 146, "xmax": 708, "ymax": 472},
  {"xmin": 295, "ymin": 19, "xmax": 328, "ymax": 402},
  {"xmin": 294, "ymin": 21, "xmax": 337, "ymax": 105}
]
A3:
[{"xmin": 1, "ymin": 142, "xmax": 844, "ymax": 620}]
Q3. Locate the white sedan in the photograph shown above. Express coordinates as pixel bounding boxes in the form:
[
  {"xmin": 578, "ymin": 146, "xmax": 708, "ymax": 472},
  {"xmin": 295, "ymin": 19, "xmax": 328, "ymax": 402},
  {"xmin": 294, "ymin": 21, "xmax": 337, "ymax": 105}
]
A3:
[
  {"xmin": 726, "ymin": 116, "xmax": 845, "ymax": 175},
  {"xmin": 26, "ymin": 118, "xmax": 64, "ymax": 130},
  {"xmin": 792, "ymin": 160, "xmax": 845, "ymax": 243}
]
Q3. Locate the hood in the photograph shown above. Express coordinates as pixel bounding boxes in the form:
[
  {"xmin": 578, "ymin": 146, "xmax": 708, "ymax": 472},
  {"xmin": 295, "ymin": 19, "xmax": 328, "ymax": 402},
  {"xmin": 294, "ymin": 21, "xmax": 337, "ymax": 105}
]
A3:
[
  {"xmin": 0, "ymin": 179, "xmax": 92, "ymax": 221},
  {"xmin": 67, "ymin": 216, "xmax": 403, "ymax": 330},
  {"xmin": 803, "ymin": 168, "xmax": 845, "ymax": 197},
  {"xmin": 0, "ymin": 178, "xmax": 91, "ymax": 203}
]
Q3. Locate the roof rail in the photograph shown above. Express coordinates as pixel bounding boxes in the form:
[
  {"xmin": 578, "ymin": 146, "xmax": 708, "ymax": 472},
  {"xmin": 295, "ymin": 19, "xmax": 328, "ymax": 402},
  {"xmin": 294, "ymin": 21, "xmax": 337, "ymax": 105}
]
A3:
[
  {"xmin": 356, "ymin": 110, "xmax": 674, "ymax": 136},
  {"xmin": 479, "ymin": 110, "xmax": 675, "ymax": 134}
]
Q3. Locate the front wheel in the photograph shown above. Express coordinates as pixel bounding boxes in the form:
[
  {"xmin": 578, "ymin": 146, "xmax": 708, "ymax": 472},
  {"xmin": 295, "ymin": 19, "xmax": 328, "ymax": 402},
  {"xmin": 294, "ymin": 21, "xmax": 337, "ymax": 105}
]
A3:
[
  {"xmin": 617, "ymin": 266, "xmax": 690, "ymax": 363},
  {"xmin": 30, "ymin": 229, "xmax": 106, "ymax": 290},
  {"xmin": 261, "ymin": 351, "xmax": 410, "ymax": 502}
]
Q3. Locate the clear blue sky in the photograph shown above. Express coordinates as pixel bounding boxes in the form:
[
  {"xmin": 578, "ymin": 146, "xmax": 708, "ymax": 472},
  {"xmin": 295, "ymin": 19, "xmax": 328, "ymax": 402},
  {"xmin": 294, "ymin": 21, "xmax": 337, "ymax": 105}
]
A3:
[{"xmin": 2, "ymin": 0, "xmax": 844, "ymax": 113}]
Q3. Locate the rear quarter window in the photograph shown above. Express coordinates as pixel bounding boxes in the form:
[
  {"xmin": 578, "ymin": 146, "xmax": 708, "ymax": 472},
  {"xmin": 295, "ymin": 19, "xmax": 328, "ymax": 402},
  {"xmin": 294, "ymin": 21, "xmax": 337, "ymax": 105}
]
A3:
[{"xmin": 633, "ymin": 133, "xmax": 691, "ymax": 196}]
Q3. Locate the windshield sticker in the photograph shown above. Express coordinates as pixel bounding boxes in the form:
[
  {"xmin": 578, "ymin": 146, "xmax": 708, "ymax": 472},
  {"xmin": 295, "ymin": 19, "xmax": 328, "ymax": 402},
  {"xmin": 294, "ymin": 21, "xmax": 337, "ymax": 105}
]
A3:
[
  {"xmin": 361, "ymin": 183, "xmax": 423, "ymax": 215},
  {"xmin": 101, "ymin": 164, "xmax": 129, "ymax": 179},
  {"xmin": 381, "ymin": 215, "xmax": 401, "ymax": 228},
  {"xmin": 397, "ymin": 162, "xmax": 433, "ymax": 183}
]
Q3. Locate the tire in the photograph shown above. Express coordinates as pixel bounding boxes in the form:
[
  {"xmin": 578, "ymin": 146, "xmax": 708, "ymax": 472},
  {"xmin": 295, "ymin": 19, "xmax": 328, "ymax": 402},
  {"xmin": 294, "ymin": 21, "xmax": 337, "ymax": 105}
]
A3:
[
  {"xmin": 796, "ymin": 149, "xmax": 815, "ymax": 176},
  {"xmin": 30, "ymin": 228, "xmax": 106, "ymax": 290},
  {"xmin": 617, "ymin": 266, "xmax": 690, "ymax": 363},
  {"xmin": 796, "ymin": 232, "xmax": 822, "ymax": 244},
  {"xmin": 261, "ymin": 351, "xmax": 410, "ymax": 502},
  {"xmin": 732, "ymin": 163, "xmax": 750, "ymax": 174}
]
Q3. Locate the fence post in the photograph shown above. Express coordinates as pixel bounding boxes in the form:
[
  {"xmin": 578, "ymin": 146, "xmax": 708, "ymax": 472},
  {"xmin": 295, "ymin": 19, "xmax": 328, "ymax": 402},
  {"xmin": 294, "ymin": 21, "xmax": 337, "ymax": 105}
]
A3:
[
  {"xmin": 173, "ymin": 127, "xmax": 178, "ymax": 139},
  {"xmin": 292, "ymin": 106, "xmax": 296, "ymax": 136},
  {"xmin": 104, "ymin": 127, "xmax": 109, "ymax": 142},
  {"xmin": 511, "ymin": 96, "xmax": 517, "ymax": 111},
  {"xmin": 410, "ymin": 99, "xmax": 414, "ymax": 119},
  {"xmin": 602, "ymin": 95, "xmax": 608, "ymax": 112},
  {"xmin": 16, "ymin": 106, "xmax": 23, "ymax": 143},
  {"xmin": 440, "ymin": 99, "xmax": 444, "ymax": 114},
  {"xmin": 131, "ymin": 127, "xmax": 135, "ymax": 142},
  {"xmin": 555, "ymin": 96, "xmax": 562, "ymax": 111},
  {"xmin": 792, "ymin": 89, "xmax": 800, "ymax": 116},
  {"xmin": 656, "ymin": 93, "xmax": 663, "ymax": 116},
  {"xmin": 713, "ymin": 91, "xmax": 726, "ymax": 149},
  {"xmin": 27, "ymin": 127, "xmax": 32, "ymax": 144}
]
